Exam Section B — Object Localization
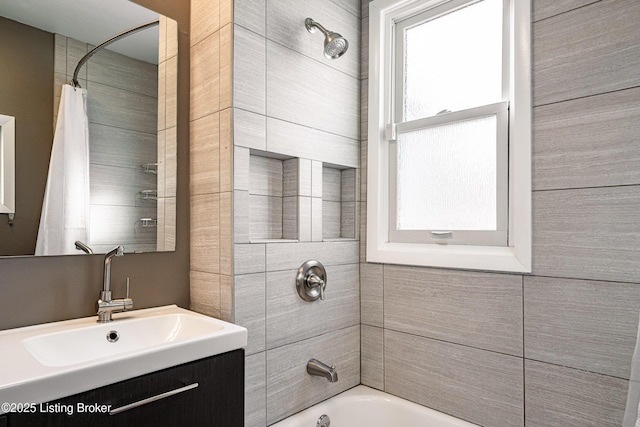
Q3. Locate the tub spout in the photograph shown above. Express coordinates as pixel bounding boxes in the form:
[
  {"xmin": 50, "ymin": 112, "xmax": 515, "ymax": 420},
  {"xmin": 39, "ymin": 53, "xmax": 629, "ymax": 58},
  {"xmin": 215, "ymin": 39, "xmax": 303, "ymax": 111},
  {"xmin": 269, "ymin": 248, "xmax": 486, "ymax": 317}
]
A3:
[{"xmin": 307, "ymin": 358, "xmax": 338, "ymax": 383}]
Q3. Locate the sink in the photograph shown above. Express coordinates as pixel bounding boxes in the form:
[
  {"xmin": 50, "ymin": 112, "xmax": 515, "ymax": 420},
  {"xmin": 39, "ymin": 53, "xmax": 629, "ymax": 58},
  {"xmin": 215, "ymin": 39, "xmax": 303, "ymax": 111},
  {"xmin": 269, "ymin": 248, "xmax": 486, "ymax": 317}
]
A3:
[
  {"xmin": 0, "ymin": 305, "xmax": 247, "ymax": 412},
  {"xmin": 23, "ymin": 312, "xmax": 224, "ymax": 367}
]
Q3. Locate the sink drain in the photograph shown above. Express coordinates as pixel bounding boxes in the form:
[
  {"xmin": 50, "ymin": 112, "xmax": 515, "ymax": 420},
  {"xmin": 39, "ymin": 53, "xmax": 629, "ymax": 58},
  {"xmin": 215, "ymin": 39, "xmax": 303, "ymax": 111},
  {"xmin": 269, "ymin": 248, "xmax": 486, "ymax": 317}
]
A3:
[
  {"xmin": 106, "ymin": 330, "xmax": 120, "ymax": 342},
  {"xmin": 316, "ymin": 414, "xmax": 330, "ymax": 427}
]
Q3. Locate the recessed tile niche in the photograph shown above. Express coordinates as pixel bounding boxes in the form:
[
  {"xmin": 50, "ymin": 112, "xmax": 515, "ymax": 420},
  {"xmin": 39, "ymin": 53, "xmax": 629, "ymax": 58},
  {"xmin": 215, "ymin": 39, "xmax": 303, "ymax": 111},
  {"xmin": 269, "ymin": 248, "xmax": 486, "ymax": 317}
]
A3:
[
  {"xmin": 248, "ymin": 151, "xmax": 357, "ymax": 243},
  {"xmin": 249, "ymin": 151, "xmax": 298, "ymax": 242},
  {"xmin": 322, "ymin": 165, "xmax": 357, "ymax": 240}
]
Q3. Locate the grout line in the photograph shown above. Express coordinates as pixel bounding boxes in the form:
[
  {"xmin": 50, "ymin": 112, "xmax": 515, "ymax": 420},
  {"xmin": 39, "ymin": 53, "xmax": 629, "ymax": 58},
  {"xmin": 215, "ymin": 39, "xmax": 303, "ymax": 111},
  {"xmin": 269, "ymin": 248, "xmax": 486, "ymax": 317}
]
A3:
[
  {"xmin": 532, "ymin": 0, "xmax": 604, "ymax": 24},
  {"xmin": 533, "ymin": 183, "xmax": 640, "ymax": 193},
  {"xmin": 533, "ymin": 85, "xmax": 640, "ymax": 109}
]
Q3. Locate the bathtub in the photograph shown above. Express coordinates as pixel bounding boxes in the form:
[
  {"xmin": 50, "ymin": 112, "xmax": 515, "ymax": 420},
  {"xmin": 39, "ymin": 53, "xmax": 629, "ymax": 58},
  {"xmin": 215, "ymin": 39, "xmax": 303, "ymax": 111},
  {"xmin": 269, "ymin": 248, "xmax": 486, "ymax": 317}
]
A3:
[{"xmin": 271, "ymin": 385, "xmax": 478, "ymax": 427}]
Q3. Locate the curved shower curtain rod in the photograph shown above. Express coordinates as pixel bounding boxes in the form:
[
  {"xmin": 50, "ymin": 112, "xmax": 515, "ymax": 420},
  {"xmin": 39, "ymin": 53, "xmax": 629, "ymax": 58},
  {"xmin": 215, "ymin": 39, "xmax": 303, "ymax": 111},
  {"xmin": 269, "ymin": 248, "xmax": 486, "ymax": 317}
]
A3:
[{"xmin": 71, "ymin": 19, "xmax": 160, "ymax": 88}]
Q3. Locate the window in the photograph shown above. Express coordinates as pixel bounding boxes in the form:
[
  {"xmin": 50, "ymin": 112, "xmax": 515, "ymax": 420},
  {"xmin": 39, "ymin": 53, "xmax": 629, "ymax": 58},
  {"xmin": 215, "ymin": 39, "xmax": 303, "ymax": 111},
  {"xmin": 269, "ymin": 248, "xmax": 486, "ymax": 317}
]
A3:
[{"xmin": 367, "ymin": 0, "xmax": 531, "ymax": 272}]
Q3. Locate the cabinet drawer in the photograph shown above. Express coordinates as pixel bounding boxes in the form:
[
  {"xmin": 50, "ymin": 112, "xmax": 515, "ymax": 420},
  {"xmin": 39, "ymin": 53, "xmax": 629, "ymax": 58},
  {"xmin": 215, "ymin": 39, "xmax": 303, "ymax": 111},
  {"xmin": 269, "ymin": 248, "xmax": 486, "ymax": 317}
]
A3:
[{"xmin": 8, "ymin": 349, "xmax": 244, "ymax": 427}]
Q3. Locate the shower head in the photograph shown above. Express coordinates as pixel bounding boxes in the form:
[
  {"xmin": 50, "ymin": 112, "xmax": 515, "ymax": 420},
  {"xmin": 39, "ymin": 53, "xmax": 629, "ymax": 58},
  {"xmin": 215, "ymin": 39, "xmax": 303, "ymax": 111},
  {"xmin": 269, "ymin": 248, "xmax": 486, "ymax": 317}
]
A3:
[{"xmin": 305, "ymin": 18, "xmax": 349, "ymax": 59}]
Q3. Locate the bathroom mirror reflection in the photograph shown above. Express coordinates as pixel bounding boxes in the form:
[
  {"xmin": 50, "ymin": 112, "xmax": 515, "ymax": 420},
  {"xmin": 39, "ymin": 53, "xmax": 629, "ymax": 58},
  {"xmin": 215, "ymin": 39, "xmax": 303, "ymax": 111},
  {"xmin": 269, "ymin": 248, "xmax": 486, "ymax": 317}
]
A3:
[{"xmin": 0, "ymin": 0, "xmax": 177, "ymax": 256}]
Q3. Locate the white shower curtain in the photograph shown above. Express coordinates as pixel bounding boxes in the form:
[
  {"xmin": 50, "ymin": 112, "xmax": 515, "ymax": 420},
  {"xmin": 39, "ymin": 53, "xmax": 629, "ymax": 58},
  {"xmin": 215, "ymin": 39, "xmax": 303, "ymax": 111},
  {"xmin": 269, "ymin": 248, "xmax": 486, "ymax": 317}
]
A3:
[
  {"xmin": 624, "ymin": 314, "xmax": 640, "ymax": 426},
  {"xmin": 35, "ymin": 84, "xmax": 90, "ymax": 256}
]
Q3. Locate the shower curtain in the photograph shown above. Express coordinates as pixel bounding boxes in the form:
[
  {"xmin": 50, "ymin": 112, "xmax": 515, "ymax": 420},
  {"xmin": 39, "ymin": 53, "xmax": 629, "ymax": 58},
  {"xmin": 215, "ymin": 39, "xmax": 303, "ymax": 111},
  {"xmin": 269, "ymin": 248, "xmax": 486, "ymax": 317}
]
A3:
[
  {"xmin": 624, "ymin": 315, "xmax": 640, "ymax": 426},
  {"xmin": 35, "ymin": 84, "xmax": 90, "ymax": 256}
]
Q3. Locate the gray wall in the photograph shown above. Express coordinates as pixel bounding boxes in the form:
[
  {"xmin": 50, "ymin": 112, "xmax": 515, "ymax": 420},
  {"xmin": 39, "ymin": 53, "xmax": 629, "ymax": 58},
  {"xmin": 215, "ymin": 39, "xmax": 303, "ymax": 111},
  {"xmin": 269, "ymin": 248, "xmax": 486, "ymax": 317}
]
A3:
[
  {"xmin": 360, "ymin": 1, "xmax": 640, "ymax": 426},
  {"xmin": 231, "ymin": 0, "xmax": 362, "ymax": 425},
  {"xmin": 0, "ymin": 0, "xmax": 190, "ymax": 331}
]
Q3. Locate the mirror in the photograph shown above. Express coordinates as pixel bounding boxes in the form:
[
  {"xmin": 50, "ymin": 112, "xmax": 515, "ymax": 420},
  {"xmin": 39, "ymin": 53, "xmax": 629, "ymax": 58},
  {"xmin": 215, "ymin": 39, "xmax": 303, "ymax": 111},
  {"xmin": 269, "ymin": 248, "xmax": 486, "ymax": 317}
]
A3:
[
  {"xmin": 0, "ymin": 114, "xmax": 15, "ymax": 215},
  {"xmin": 0, "ymin": 0, "xmax": 177, "ymax": 256}
]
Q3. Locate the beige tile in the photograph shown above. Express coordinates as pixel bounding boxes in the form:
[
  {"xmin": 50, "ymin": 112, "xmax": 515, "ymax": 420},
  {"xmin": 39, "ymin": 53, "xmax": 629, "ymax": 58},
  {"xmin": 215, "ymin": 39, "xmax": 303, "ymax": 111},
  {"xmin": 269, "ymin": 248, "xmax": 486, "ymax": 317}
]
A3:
[
  {"xmin": 166, "ymin": 16, "xmax": 179, "ymax": 59},
  {"xmin": 220, "ymin": 108, "xmax": 233, "ymax": 192},
  {"xmin": 157, "ymin": 61, "xmax": 166, "ymax": 131},
  {"xmin": 190, "ymin": 113, "xmax": 220, "ymax": 196},
  {"xmin": 190, "ymin": 270, "xmax": 221, "ymax": 318},
  {"xmin": 191, "ymin": 0, "xmax": 220, "ymax": 46},
  {"xmin": 190, "ymin": 194, "xmax": 220, "ymax": 274},
  {"xmin": 165, "ymin": 126, "xmax": 177, "ymax": 198},
  {"xmin": 190, "ymin": 31, "xmax": 220, "ymax": 121},
  {"xmin": 165, "ymin": 55, "xmax": 178, "ymax": 129},
  {"xmin": 220, "ymin": 0, "xmax": 233, "ymax": 27},
  {"xmin": 220, "ymin": 24, "xmax": 233, "ymax": 110}
]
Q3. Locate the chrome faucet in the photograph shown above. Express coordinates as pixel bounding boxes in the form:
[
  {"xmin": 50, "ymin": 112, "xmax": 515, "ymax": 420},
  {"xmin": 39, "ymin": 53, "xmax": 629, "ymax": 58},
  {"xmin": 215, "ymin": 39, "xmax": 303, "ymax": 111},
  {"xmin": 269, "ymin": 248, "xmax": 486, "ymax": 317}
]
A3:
[
  {"xmin": 97, "ymin": 245, "xmax": 132, "ymax": 322},
  {"xmin": 307, "ymin": 359, "xmax": 338, "ymax": 383}
]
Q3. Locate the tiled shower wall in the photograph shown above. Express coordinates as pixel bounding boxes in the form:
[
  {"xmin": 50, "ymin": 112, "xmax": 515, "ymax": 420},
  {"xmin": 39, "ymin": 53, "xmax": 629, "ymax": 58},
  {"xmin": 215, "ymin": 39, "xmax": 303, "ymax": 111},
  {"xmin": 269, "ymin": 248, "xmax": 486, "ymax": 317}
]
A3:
[
  {"xmin": 156, "ymin": 16, "xmax": 179, "ymax": 251},
  {"xmin": 232, "ymin": 0, "xmax": 361, "ymax": 425},
  {"xmin": 54, "ymin": 35, "xmax": 159, "ymax": 253},
  {"xmin": 360, "ymin": 1, "xmax": 640, "ymax": 426}
]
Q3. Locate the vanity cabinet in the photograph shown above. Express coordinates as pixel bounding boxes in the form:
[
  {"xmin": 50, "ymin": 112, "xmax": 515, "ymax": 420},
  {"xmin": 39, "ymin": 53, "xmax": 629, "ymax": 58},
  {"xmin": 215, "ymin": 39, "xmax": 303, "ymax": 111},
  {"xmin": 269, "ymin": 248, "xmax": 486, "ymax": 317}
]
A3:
[{"xmin": 6, "ymin": 349, "xmax": 244, "ymax": 427}]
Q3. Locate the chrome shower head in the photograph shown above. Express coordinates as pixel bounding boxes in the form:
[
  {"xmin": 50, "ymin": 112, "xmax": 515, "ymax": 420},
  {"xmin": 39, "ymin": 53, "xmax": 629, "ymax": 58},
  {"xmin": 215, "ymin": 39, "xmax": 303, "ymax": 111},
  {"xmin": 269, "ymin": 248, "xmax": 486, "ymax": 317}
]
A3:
[{"xmin": 305, "ymin": 18, "xmax": 349, "ymax": 59}]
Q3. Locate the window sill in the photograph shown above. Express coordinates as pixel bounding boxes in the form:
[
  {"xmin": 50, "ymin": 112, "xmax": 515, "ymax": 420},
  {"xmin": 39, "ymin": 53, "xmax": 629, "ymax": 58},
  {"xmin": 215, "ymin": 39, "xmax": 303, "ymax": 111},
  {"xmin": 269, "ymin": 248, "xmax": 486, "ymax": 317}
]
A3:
[{"xmin": 366, "ymin": 241, "xmax": 531, "ymax": 273}]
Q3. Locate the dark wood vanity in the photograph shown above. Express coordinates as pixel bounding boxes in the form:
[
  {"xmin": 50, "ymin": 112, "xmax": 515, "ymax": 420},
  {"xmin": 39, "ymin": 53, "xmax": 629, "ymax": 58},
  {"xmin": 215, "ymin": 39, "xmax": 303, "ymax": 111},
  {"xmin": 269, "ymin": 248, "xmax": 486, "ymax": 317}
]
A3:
[{"xmin": 2, "ymin": 349, "xmax": 244, "ymax": 427}]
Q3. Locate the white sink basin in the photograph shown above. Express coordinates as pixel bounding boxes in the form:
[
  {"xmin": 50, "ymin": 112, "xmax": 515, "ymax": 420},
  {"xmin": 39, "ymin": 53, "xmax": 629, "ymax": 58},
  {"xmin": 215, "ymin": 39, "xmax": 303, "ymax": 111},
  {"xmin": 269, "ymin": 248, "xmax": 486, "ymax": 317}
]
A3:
[
  {"xmin": 22, "ymin": 312, "xmax": 225, "ymax": 367},
  {"xmin": 0, "ymin": 305, "xmax": 247, "ymax": 412}
]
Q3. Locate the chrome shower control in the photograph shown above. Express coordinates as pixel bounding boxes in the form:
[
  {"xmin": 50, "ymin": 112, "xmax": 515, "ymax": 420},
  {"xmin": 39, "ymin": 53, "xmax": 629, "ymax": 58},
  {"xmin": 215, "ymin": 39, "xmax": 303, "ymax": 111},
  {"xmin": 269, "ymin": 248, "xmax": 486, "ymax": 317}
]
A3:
[{"xmin": 296, "ymin": 260, "xmax": 327, "ymax": 302}]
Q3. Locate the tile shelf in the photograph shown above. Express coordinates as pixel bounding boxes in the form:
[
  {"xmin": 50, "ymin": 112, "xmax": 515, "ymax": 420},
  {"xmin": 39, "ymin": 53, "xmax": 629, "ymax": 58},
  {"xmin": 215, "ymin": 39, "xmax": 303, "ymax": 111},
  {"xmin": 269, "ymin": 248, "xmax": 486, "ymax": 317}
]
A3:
[{"xmin": 248, "ymin": 150, "xmax": 357, "ymax": 243}]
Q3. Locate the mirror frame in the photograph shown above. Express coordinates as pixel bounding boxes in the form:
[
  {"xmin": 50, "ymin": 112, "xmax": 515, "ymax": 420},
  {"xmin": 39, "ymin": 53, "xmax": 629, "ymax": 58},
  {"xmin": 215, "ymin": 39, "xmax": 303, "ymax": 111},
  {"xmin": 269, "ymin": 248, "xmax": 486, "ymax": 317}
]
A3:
[{"xmin": 0, "ymin": 113, "xmax": 15, "ymax": 214}]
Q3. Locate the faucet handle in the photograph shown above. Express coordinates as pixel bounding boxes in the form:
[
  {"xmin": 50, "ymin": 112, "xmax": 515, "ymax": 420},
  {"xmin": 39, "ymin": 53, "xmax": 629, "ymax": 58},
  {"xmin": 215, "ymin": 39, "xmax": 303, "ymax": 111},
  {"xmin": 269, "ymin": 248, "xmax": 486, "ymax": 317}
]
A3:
[{"xmin": 125, "ymin": 277, "xmax": 130, "ymax": 299}]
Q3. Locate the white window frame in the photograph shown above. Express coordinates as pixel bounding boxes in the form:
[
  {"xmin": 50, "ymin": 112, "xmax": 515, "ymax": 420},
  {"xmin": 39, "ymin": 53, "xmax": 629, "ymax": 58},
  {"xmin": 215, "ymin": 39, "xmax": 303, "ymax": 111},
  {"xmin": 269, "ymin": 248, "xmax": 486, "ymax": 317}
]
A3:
[{"xmin": 367, "ymin": 0, "xmax": 532, "ymax": 272}]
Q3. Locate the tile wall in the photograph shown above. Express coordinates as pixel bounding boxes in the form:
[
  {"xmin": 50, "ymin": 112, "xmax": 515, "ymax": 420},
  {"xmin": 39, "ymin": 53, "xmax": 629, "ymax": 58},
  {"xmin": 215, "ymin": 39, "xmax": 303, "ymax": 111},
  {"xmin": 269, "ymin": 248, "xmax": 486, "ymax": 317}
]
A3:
[
  {"xmin": 232, "ymin": 1, "xmax": 362, "ymax": 425},
  {"xmin": 156, "ymin": 16, "xmax": 179, "ymax": 251},
  {"xmin": 189, "ymin": 0, "xmax": 640, "ymax": 426},
  {"xmin": 360, "ymin": 1, "xmax": 640, "ymax": 426},
  {"xmin": 189, "ymin": 0, "xmax": 233, "ymax": 319}
]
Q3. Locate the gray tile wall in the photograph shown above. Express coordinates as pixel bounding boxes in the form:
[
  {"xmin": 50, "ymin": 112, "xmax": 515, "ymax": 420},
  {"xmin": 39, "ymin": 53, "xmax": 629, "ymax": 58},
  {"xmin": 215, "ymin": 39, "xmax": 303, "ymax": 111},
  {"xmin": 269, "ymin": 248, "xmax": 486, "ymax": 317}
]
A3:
[
  {"xmin": 233, "ymin": 1, "xmax": 361, "ymax": 425},
  {"xmin": 359, "ymin": 1, "xmax": 640, "ymax": 426}
]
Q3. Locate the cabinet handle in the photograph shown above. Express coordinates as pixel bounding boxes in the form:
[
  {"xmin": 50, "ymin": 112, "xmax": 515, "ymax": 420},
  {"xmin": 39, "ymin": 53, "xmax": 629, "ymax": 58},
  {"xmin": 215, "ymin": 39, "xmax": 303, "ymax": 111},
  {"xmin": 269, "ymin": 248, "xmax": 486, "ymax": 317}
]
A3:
[{"xmin": 109, "ymin": 383, "xmax": 199, "ymax": 415}]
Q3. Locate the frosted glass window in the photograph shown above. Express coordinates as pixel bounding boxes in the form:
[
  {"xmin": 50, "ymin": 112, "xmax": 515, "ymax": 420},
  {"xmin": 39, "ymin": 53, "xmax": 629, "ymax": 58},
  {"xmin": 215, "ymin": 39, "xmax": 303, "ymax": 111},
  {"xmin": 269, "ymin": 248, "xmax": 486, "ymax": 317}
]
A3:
[
  {"xmin": 396, "ymin": 115, "xmax": 497, "ymax": 230},
  {"xmin": 403, "ymin": 0, "xmax": 503, "ymax": 121}
]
